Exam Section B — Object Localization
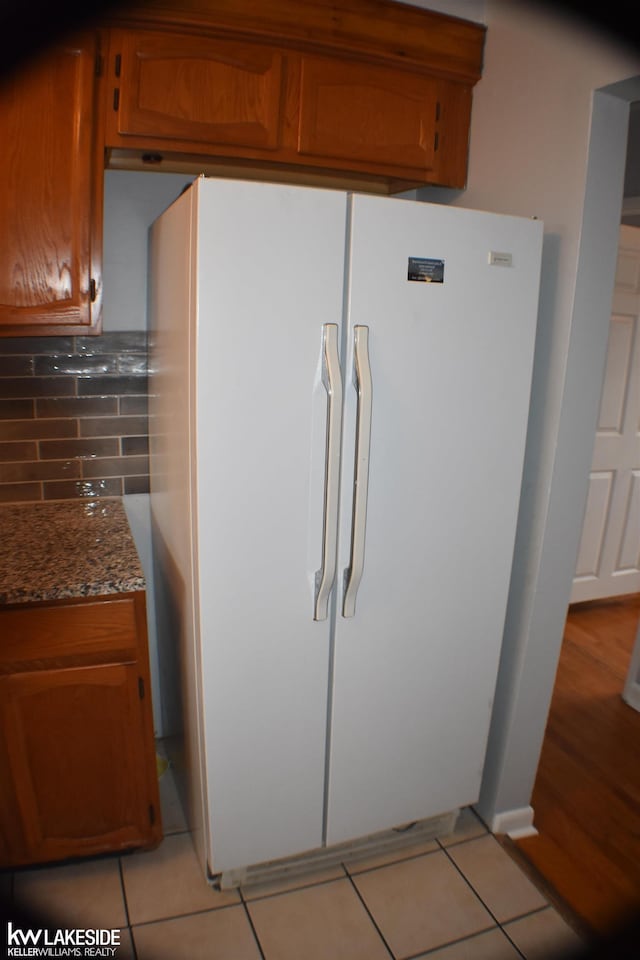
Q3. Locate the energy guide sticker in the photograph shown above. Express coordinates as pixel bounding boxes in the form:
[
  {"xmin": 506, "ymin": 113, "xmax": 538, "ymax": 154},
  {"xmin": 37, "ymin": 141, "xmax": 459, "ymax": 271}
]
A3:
[{"xmin": 407, "ymin": 257, "xmax": 444, "ymax": 283}]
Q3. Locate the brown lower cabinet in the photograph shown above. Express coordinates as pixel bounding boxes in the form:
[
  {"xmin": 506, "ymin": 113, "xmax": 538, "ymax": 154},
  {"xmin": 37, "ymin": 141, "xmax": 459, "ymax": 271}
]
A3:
[{"xmin": 0, "ymin": 592, "xmax": 162, "ymax": 868}]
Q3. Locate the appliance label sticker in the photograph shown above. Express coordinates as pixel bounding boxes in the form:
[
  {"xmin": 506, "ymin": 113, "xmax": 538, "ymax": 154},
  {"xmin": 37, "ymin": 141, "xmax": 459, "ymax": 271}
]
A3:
[{"xmin": 407, "ymin": 257, "xmax": 444, "ymax": 283}]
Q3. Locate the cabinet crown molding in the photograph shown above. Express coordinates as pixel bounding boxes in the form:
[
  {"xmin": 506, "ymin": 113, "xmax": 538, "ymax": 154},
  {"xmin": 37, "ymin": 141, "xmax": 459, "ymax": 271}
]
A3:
[{"xmin": 105, "ymin": 0, "xmax": 486, "ymax": 83}]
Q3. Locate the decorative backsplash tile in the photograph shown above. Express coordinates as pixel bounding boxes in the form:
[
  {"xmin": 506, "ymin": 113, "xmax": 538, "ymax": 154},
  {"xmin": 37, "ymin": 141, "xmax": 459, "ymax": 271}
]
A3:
[{"xmin": 0, "ymin": 333, "xmax": 150, "ymax": 503}]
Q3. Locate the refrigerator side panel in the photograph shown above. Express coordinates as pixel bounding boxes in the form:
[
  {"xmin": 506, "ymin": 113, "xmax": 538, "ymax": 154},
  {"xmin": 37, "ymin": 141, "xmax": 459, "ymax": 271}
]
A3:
[
  {"xmin": 327, "ymin": 195, "xmax": 543, "ymax": 844},
  {"xmin": 193, "ymin": 178, "xmax": 347, "ymax": 873},
  {"xmin": 149, "ymin": 186, "xmax": 210, "ymax": 874}
]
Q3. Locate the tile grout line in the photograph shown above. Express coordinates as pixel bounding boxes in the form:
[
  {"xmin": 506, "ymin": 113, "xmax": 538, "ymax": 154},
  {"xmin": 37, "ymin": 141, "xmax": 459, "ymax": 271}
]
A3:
[
  {"xmin": 501, "ymin": 838, "xmax": 593, "ymax": 942},
  {"xmin": 239, "ymin": 869, "xmax": 349, "ymax": 904},
  {"xmin": 117, "ymin": 857, "xmax": 138, "ymax": 960},
  {"xmin": 219, "ymin": 826, "xmax": 492, "ymax": 907},
  {"xmin": 128, "ymin": 900, "xmax": 243, "ymax": 930},
  {"xmin": 440, "ymin": 832, "xmax": 586, "ymax": 951},
  {"xmin": 437, "ymin": 843, "xmax": 528, "ymax": 960},
  {"xmin": 436, "ymin": 833, "xmax": 489, "ymax": 851},
  {"xmin": 498, "ymin": 913, "xmax": 548, "ymax": 960},
  {"xmin": 344, "ymin": 867, "xmax": 397, "ymax": 960},
  {"xmin": 400, "ymin": 924, "xmax": 503, "ymax": 960},
  {"xmin": 238, "ymin": 886, "xmax": 267, "ymax": 960},
  {"xmin": 343, "ymin": 846, "xmax": 441, "ymax": 879}
]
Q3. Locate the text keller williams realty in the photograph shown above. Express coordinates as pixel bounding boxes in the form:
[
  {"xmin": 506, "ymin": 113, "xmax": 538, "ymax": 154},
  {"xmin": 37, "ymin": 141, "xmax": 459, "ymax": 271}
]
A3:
[{"xmin": 6, "ymin": 923, "xmax": 121, "ymax": 957}]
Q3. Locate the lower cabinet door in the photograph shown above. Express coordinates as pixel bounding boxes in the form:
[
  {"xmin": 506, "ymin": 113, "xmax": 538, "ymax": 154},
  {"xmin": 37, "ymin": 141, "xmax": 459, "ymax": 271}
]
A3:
[{"xmin": 0, "ymin": 663, "xmax": 159, "ymax": 867}]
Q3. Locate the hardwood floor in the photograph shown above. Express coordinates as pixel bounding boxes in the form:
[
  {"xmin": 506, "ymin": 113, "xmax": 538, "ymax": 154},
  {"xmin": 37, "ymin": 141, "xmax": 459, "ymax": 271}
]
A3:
[{"xmin": 513, "ymin": 593, "xmax": 640, "ymax": 937}]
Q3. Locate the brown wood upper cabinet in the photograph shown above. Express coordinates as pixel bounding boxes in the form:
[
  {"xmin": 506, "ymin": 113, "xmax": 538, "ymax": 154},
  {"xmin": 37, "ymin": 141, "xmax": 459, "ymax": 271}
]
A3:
[
  {"xmin": 104, "ymin": 0, "xmax": 485, "ymax": 190},
  {"xmin": 108, "ymin": 30, "xmax": 284, "ymax": 153},
  {"xmin": 0, "ymin": 35, "xmax": 103, "ymax": 336},
  {"xmin": 0, "ymin": 0, "xmax": 484, "ymax": 336},
  {"xmin": 297, "ymin": 55, "xmax": 440, "ymax": 177}
]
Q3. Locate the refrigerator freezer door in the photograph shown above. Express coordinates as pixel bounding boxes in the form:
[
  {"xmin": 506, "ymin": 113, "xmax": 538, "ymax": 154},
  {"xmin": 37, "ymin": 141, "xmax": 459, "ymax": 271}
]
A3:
[
  {"xmin": 326, "ymin": 194, "xmax": 543, "ymax": 844},
  {"xmin": 193, "ymin": 179, "xmax": 348, "ymax": 872}
]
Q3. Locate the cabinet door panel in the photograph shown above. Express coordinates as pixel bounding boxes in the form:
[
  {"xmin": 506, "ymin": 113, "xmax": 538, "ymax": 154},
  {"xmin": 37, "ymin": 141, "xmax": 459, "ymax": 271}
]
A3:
[
  {"xmin": 0, "ymin": 39, "xmax": 98, "ymax": 332},
  {"xmin": 113, "ymin": 31, "xmax": 283, "ymax": 150},
  {"xmin": 298, "ymin": 56, "xmax": 438, "ymax": 174},
  {"xmin": 0, "ymin": 664, "xmax": 157, "ymax": 866}
]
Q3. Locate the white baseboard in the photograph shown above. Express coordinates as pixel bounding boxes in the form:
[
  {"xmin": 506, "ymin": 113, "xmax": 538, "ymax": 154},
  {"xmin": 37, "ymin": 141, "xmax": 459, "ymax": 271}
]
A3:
[{"xmin": 489, "ymin": 805, "xmax": 538, "ymax": 839}]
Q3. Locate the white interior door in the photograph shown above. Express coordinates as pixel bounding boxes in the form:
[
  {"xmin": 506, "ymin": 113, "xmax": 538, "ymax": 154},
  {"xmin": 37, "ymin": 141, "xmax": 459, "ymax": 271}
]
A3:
[
  {"xmin": 571, "ymin": 225, "xmax": 640, "ymax": 603},
  {"xmin": 326, "ymin": 195, "xmax": 543, "ymax": 845}
]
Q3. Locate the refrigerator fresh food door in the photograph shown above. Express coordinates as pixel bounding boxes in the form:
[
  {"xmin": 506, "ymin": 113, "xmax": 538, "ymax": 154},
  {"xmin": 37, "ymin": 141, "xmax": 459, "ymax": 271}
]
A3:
[
  {"xmin": 326, "ymin": 194, "xmax": 543, "ymax": 844},
  {"xmin": 193, "ymin": 179, "xmax": 348, "ymax": 872}
]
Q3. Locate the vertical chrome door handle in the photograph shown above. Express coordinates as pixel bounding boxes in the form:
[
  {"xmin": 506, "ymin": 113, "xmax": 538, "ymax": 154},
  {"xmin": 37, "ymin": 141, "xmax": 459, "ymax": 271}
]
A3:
[
  {"xmin": 343, "ymin": 325, "xmax": 372, "ymax": 618},
  {"xmin": 314, "ymin": 324, "xmax": 343, "ymax": 621}
]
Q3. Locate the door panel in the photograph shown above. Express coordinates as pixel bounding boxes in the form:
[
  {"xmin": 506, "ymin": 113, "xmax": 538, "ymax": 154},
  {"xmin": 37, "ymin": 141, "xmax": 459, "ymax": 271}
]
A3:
[
  {"xmin": 0, "ymin": 664, "xmax": 153, "ymax": 865},
  {"xmin": 574, "ymin": 472, "xmax": 614, "ymax": 580},
  {"xmin": 298, "ymin": 55, "xmax": 438, "ymax": 175},
  {"xmin": 572, "ymin": 225, "xmax": 640, "ymax": 602},
  {"xmin": 193, "ymin": 179, "xmax": 347, "ymax": 872},
  {"xmin": 619, "ymin": 472, "xmax": 640, "ymax": 570},
  {"xmin": 326, "ymin": 195, "xmax": 543, "ymax": 843},
  {"xmin": 112, "ymin": 31, "xmax": 284, "ymax": 151},
  {"xmin": 0, "ymin": 39, "xmax": 97, "ymax": 332}
]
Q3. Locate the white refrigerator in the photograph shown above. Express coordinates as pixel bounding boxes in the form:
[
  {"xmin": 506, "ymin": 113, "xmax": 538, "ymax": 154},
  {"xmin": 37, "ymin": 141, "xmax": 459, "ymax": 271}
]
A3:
[{"xmin": 149, "ymin": 176, "xmax": 543, "ymax": 882}]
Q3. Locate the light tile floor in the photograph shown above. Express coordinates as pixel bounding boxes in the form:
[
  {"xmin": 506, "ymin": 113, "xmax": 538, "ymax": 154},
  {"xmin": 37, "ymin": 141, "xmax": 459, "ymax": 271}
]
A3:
[{"xmin": 3, "ymin": 746, "xmax": 591, "ymax": 960}]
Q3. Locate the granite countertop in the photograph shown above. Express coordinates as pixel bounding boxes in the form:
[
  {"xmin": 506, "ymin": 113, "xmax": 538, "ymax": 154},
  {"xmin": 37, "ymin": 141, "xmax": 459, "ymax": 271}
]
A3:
[{"xmin": 0, "ymin": 498, "xmax": 145, "ymax": 605}]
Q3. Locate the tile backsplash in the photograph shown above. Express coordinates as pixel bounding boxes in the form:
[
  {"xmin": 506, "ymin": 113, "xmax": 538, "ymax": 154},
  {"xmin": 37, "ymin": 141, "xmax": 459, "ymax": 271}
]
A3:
[{"xmin": 0, "ymin": 333, "xmax": 150, "ymax": 503}]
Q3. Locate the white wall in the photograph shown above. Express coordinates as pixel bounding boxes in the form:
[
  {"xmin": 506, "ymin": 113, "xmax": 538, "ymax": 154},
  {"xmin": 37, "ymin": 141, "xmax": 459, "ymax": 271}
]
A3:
[
  {"xmin": 103, "ymin": 171, "xmax": 193, "ymax": 332},
  {"xmin": 393, "ymin": 0, "xmax": 485, "ymax": 21},
  {"xmin": 103, "ymin": 171, "xmax": 192, "ymax": 733},
  {"xmin": 442, "ymin": 0, "xmax": 640, "ymax": 830}
]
